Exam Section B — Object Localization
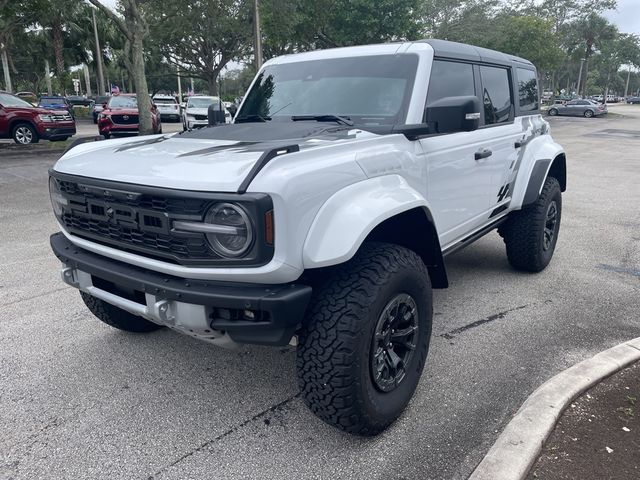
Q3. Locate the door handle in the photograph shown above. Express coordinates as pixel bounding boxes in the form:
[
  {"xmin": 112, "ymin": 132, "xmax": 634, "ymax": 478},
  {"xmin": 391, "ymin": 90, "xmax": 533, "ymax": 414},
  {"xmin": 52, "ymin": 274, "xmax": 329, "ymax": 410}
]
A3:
[{"xmin": 474, "ymin": 148, "xmax": 492, "ymax": 160}]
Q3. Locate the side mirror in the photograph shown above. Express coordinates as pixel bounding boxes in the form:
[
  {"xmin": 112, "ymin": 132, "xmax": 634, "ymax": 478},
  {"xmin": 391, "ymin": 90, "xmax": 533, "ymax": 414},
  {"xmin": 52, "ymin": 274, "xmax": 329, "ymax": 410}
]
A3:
[
  {"xmin": 207, "ymin": 104, "xmax": 226, "ymax": 126},
  {"xmin": 425, "ymin": 95, "xmax": 481, "ymax": 134}
]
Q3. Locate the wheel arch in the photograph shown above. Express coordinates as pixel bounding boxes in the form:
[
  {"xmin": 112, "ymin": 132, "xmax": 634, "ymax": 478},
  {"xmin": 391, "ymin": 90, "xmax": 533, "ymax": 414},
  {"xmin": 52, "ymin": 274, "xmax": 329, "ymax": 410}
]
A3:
[
  {"xmin": 9, "ymin": 118, "xmax": 38, "ymax": 134},
  {"xmin": 302, "ymin": 175, "xmax": 448, "ymax": 288}
]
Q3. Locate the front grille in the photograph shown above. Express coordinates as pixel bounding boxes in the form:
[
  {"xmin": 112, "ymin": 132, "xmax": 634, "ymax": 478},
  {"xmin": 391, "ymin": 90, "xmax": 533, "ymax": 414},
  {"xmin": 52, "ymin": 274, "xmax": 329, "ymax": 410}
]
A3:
[
  {"xmin": 52, "ymin": 113, "xmax": 73, "ymax": 121},
  {"xmin": 111, "ymin": 114, "xmax": 139, "ymax": 125},
  {"xmin": 194, "ymin": 114, "xmax": 208, "ymax": 121},
  {"xmin": 57, "ymin": 178, "xmax": 217, "ymax": 263}
]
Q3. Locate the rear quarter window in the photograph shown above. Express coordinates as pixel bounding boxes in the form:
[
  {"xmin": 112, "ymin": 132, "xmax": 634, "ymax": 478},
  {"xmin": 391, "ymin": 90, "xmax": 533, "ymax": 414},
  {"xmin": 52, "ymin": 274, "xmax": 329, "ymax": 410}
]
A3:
[{"xmin": 517, "ymin": 68, "xmax": 538, "ymax": 112}]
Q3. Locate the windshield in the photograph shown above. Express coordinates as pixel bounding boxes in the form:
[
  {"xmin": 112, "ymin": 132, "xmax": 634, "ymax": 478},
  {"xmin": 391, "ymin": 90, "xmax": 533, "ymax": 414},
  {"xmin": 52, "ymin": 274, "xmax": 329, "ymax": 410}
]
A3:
[
  {"xmin": 237, "ymin": 54, "xmax": 418, "ymax": 126},
  {"xmin": 96, "ymin": 96, "xmax": 110, "ymax": 104},
  {"xmin": 0, "ymin": 93, "xmax": 34, "ymax": 108},
  {"xmin": 187, "ymin": 97, "xmax": 219, "ymax": 108},
  {"xmin": 109, "ymin": 96, "xmax": 138, "ymax": 109},
  {"xmin": 39, "ymin": 97, "xmax": 65, "ymax": 106}
]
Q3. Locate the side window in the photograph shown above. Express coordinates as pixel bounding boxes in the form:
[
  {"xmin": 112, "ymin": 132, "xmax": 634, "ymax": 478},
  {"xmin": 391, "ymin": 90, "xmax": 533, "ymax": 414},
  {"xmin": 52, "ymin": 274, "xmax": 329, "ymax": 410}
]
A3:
[
  {"xmin": 426, "ymin": 60, "xmax": 475, "ymax": 106},
  {"xmin": 517, "ymin": 68, "xmax": 538, "ymax": 111},
  {"xmin": 479, "ymin": 65, "xmax": 512, "ymax": 125}
]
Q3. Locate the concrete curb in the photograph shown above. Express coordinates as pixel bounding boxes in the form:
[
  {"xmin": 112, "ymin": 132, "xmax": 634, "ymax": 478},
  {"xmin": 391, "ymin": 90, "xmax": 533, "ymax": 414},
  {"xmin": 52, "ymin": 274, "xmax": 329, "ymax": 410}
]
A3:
[{"xmin": 469, "ymin": 337, "xmax": 640, "ymax": 480}]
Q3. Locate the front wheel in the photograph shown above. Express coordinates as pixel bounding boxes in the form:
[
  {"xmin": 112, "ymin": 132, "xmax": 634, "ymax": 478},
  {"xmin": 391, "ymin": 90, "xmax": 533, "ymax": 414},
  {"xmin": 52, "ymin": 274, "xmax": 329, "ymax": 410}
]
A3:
[
  {"xmin": 12, "ymin": 123, "xmax": 39, "ymax": 144},
  {"xmin": 297, "ymin": 242, "xmax": 433, "ymax": 435},
  {"xmin": 499, "ymin": 176, "xmax": 562, "ymax": 272}
]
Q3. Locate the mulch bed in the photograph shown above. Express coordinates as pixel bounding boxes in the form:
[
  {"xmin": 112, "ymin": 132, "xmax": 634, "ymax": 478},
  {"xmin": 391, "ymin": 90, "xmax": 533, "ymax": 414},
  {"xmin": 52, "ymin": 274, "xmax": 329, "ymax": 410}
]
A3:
[{"xmin": 527, "ymin": 361, "xmax": 640, "ymax": 479}]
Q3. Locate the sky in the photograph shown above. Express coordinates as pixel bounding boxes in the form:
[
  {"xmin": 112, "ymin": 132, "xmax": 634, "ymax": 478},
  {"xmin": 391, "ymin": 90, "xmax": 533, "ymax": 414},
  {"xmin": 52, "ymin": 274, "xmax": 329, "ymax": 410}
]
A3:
[{"xmin": 604, "ymin": 0, "xmax": 640, "ymax": 36}]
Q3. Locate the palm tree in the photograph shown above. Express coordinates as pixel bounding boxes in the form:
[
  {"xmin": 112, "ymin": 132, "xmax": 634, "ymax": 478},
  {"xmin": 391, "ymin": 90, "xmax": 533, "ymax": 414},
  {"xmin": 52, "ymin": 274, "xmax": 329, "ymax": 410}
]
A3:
[{"xmin": 567, "ymin": 13, "xmax": 616, "ymax": 95}]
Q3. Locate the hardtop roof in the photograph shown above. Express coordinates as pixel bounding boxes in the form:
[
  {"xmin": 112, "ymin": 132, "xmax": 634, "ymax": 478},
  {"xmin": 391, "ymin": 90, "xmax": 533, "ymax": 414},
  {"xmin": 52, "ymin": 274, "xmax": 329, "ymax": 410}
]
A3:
[{"xmin": 419, "ymin": 39, "xmax": 535, "ymax": 68}]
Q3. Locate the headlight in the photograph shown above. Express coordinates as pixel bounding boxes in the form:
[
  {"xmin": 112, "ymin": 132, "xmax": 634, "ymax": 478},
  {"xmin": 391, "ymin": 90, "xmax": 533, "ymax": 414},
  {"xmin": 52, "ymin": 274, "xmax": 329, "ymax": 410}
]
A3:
[
  {"xmin": 49, "ymin": 177, "xmax": 67, "ymax": 218},
  {"xmin": 38, "ymin": 114, "xmax": 54, "ymax": 122},
  {"xmin": 186, "ymin": 114, "xmax": 195, "ymax": 120},
  {"xmin": 99, "ymin": 113, "xmax": 110, "ymax": 120},
  {"xmin": 204, "ymin": 203, "xmax": 254, "ymax": 257}
]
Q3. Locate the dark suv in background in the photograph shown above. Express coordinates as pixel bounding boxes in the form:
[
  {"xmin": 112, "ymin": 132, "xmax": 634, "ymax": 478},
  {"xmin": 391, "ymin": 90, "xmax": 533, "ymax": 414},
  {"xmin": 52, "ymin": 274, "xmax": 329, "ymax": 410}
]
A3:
[
  {"xmin": 38, "ymin": 96, "xmax": 75, "ymax": 119},
  {"xmin": 0, "ymin": 92, "xmax": 76, "ymax": 144}
]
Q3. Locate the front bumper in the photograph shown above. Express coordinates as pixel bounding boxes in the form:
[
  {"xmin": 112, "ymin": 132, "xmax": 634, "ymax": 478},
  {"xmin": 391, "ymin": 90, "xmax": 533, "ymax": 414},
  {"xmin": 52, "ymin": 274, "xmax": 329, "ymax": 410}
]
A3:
[
  {"xmin": 39, "ymin": 125, "xmax": 76, "ymax": 139},
  {"xmin": 186, "ymin": 119, "xmax": 208, "ymax": 129},
  {"xmin": 51, "ymin": 232, "xmax": 312, "ymax": 346}
]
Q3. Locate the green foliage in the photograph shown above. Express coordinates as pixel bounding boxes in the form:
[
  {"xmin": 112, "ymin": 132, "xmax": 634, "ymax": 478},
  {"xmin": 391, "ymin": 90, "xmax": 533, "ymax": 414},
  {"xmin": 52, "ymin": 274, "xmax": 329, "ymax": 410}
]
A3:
[
  {"xmin": 261, "ymin": 0, "xmax": 421, "ymax": 57},
  {"xmin": 147, "ymin": 0, "xmax": 252, "ymax": 94},
  {"xmin": 479, "ymin": 15, "xmax": 564, "ymax": 73}
]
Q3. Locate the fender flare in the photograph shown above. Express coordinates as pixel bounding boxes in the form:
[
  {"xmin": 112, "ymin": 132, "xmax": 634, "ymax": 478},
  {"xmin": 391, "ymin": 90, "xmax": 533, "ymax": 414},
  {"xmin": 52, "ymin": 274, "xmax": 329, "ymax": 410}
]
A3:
[
  {"xmin": 302, "ymin": 175, "xmax": 446, "ymax": 285},
  {"xmin": 511, "ymin": 135, "xmax": 566, "ymax": 208}
]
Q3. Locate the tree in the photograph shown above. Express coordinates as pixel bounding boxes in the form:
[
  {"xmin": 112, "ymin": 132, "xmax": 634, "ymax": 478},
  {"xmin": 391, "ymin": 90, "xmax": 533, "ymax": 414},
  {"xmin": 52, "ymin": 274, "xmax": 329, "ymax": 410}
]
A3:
[
  {"xmin": 147, "ymin": 0, "xmax": 252, "ymax": 95},
  {"xmin": 86, "ymin": 0, "xmax": 154, "ymax": 135},
  {"xmin": 261, "ymin": 0, "xmax": 421, "ymax": 57},
  {"xmin": 565, "ymin": 13, "xmax": 616, "ymax": 95},
  {"xmin": 594, "ymin": 33, "xmax": 640, "ymax": 98},
  {"xmin": 480, "ymin": 15, "xmax": 564, "ymax": 86}
]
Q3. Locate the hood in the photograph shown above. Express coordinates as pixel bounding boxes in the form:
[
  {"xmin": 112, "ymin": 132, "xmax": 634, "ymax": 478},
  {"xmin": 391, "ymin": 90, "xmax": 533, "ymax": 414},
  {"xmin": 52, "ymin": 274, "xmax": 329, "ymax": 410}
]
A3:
[
  {"xmin": 104, "ymin": 107, "xmax": 139, "ymax": 115},
  {"xmin": 185, "ymin": 107, "xmax": 209, "ymax": 115},
  {"xmin": 7, "ymin": 106, "xmax": 65, "ymax": 115},
  {"xmin": 53, "ymin": 122, "xmax": 379, "ymax": 192}
]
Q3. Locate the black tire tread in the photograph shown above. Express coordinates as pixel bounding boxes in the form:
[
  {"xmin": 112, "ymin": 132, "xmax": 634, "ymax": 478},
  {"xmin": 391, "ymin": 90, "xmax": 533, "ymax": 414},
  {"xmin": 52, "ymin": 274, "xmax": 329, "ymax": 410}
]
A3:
[
  {"xmin": 296, "ymin": 242, "xmax": 431, "ymax": 435},
  {"xmin": 80, "ymin": 292, "xmax": 162, "ymax": 333},
  {"xmin": 499, "ymin": 176, "xmax": 561, "ymax": 272}
]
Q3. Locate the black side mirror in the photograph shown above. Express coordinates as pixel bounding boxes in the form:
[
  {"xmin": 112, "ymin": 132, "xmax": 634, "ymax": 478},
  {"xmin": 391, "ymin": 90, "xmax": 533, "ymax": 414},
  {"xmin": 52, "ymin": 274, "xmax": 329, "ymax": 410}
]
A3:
[
  {"xmin": 207, "ymin": 103, "xmax": 226, "ymax": 125},
  {"xmin": 426, "ymin": 95, "xmax": 481, "ymax": 134}
]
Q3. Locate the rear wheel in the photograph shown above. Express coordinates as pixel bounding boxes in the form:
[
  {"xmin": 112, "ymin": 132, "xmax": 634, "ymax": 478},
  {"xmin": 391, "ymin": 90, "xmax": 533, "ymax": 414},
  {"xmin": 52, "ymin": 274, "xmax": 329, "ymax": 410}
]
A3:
[
  {"xmin": 548, "ymin": 108, "xmax": 558, "ymax": 116},
  {"xmin": 297, "ymin": 242, "xmax": 432, "ymax": 435},
  {"xmin": 584, "ymin": 109, "xmax": 594, "ymax": 118},
  {"xmin": 499, "ymin": 176, "xmax": 562, "ymax": 272},
  {"xmin": 12, "ymin": 123, "xmax": 39, "ymax": 144},
  {"xmin": 80, "ymin": 292, "xmax": 162, "ymax": 333}
]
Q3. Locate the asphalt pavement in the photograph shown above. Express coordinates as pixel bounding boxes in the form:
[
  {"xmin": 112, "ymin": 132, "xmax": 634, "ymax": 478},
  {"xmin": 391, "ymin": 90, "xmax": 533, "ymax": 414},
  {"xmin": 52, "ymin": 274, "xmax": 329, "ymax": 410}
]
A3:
[{"xmin": 1, "ymin": 106, "xmax": 639, "ymax": 480}]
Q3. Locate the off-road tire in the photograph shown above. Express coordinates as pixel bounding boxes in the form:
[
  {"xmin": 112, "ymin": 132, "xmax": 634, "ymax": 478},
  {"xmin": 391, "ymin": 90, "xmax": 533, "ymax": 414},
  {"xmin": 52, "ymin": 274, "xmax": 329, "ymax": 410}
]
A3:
[
  {"xmin": 297, "ymin": 242, "xmax": 433, "ymax": 436},
  {"xmin": 499, "ymin": 176, "xmax": 562, "ymax": 272},
  {"xmin": 80, "ymin": 292, "xmax": 162, "ymax": 333}
]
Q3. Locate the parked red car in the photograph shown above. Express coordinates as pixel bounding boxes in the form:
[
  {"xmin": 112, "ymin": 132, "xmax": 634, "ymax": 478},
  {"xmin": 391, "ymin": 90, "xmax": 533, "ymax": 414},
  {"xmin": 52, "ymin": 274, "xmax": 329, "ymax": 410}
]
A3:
[
  {"xmin": 97, "ymin": 94, "xmax": 162, "ymax": 138},
  {"xmin": 0, "ymin": 91, "xmax": 76, "ymax": 144}
]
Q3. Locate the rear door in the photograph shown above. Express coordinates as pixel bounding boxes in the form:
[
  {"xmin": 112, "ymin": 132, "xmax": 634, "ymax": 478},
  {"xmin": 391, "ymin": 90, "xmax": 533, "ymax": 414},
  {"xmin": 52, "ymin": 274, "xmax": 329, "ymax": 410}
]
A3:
[{"xmin": 475, "ymin": 64, "xmax": 522, "ymax": 222}]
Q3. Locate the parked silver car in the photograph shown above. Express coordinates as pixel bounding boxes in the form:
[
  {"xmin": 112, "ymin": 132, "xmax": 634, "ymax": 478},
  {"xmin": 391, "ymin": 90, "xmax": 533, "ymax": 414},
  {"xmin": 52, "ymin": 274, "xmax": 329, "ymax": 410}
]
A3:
[{"xmin": 548, "ymin": 99, "xmax": 607, "ymax": 118}]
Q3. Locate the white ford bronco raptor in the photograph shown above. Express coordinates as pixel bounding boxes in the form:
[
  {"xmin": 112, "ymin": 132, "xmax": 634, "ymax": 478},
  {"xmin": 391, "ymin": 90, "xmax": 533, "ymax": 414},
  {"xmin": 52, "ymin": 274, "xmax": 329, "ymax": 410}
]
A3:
[{"xmin": 49, "ymin": 40, "xmax": 566, "ymax": 435}]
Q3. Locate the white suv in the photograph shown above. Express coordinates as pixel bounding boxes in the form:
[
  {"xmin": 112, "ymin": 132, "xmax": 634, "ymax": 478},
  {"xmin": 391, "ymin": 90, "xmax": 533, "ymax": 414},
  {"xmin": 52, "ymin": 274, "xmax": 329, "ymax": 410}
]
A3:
[
  {"xmin": 182, "ymin": 95, "xmax": 232, "ymax": 130},
  {"xmin": 49, "ymin": 40, "xmax": 566, "ymax": 435},
  {"xmin": 152, "ymin": 94, "xmax": 180, "ymax": 121}
]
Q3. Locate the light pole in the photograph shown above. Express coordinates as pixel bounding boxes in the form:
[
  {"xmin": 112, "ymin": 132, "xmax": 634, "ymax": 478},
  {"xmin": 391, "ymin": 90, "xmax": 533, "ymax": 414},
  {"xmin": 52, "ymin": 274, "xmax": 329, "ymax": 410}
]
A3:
[
  {"xmin": 253, "ymin": 0, "xmax": 262, "ymax": 70},
  {"xmin": 576, "ymin": 58, "xmax": 585, "ymax": 97}
]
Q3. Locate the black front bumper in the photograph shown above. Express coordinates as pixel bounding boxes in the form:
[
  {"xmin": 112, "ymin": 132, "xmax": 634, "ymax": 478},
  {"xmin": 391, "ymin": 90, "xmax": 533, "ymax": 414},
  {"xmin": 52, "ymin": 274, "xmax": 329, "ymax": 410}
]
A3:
[
  {"xmin": 41, "ymin": 127, "xmax": 76, "ymax": 139},
  {"xmin": 50, "ymin": 232, "xmax": 312, "ymax": 345}
]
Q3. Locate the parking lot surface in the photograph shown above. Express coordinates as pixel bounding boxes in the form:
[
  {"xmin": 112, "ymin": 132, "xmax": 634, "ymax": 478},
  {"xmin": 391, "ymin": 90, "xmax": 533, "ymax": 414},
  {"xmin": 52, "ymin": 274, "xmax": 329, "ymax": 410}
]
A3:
[{"xmin": 1, "ymin": 105, "xmax": 639, "ymax": 479}]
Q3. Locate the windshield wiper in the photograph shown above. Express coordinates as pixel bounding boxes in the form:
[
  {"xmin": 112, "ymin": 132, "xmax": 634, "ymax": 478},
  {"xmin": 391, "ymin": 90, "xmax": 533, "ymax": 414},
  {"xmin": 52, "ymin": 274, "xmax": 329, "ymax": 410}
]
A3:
[
  {"xmin": 235, "ymin": 114, "xmax": 271, "ymax": 123},
  {"xmin": 291, "ymin": 114, "xmax": 354, "ymax": 126}
]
